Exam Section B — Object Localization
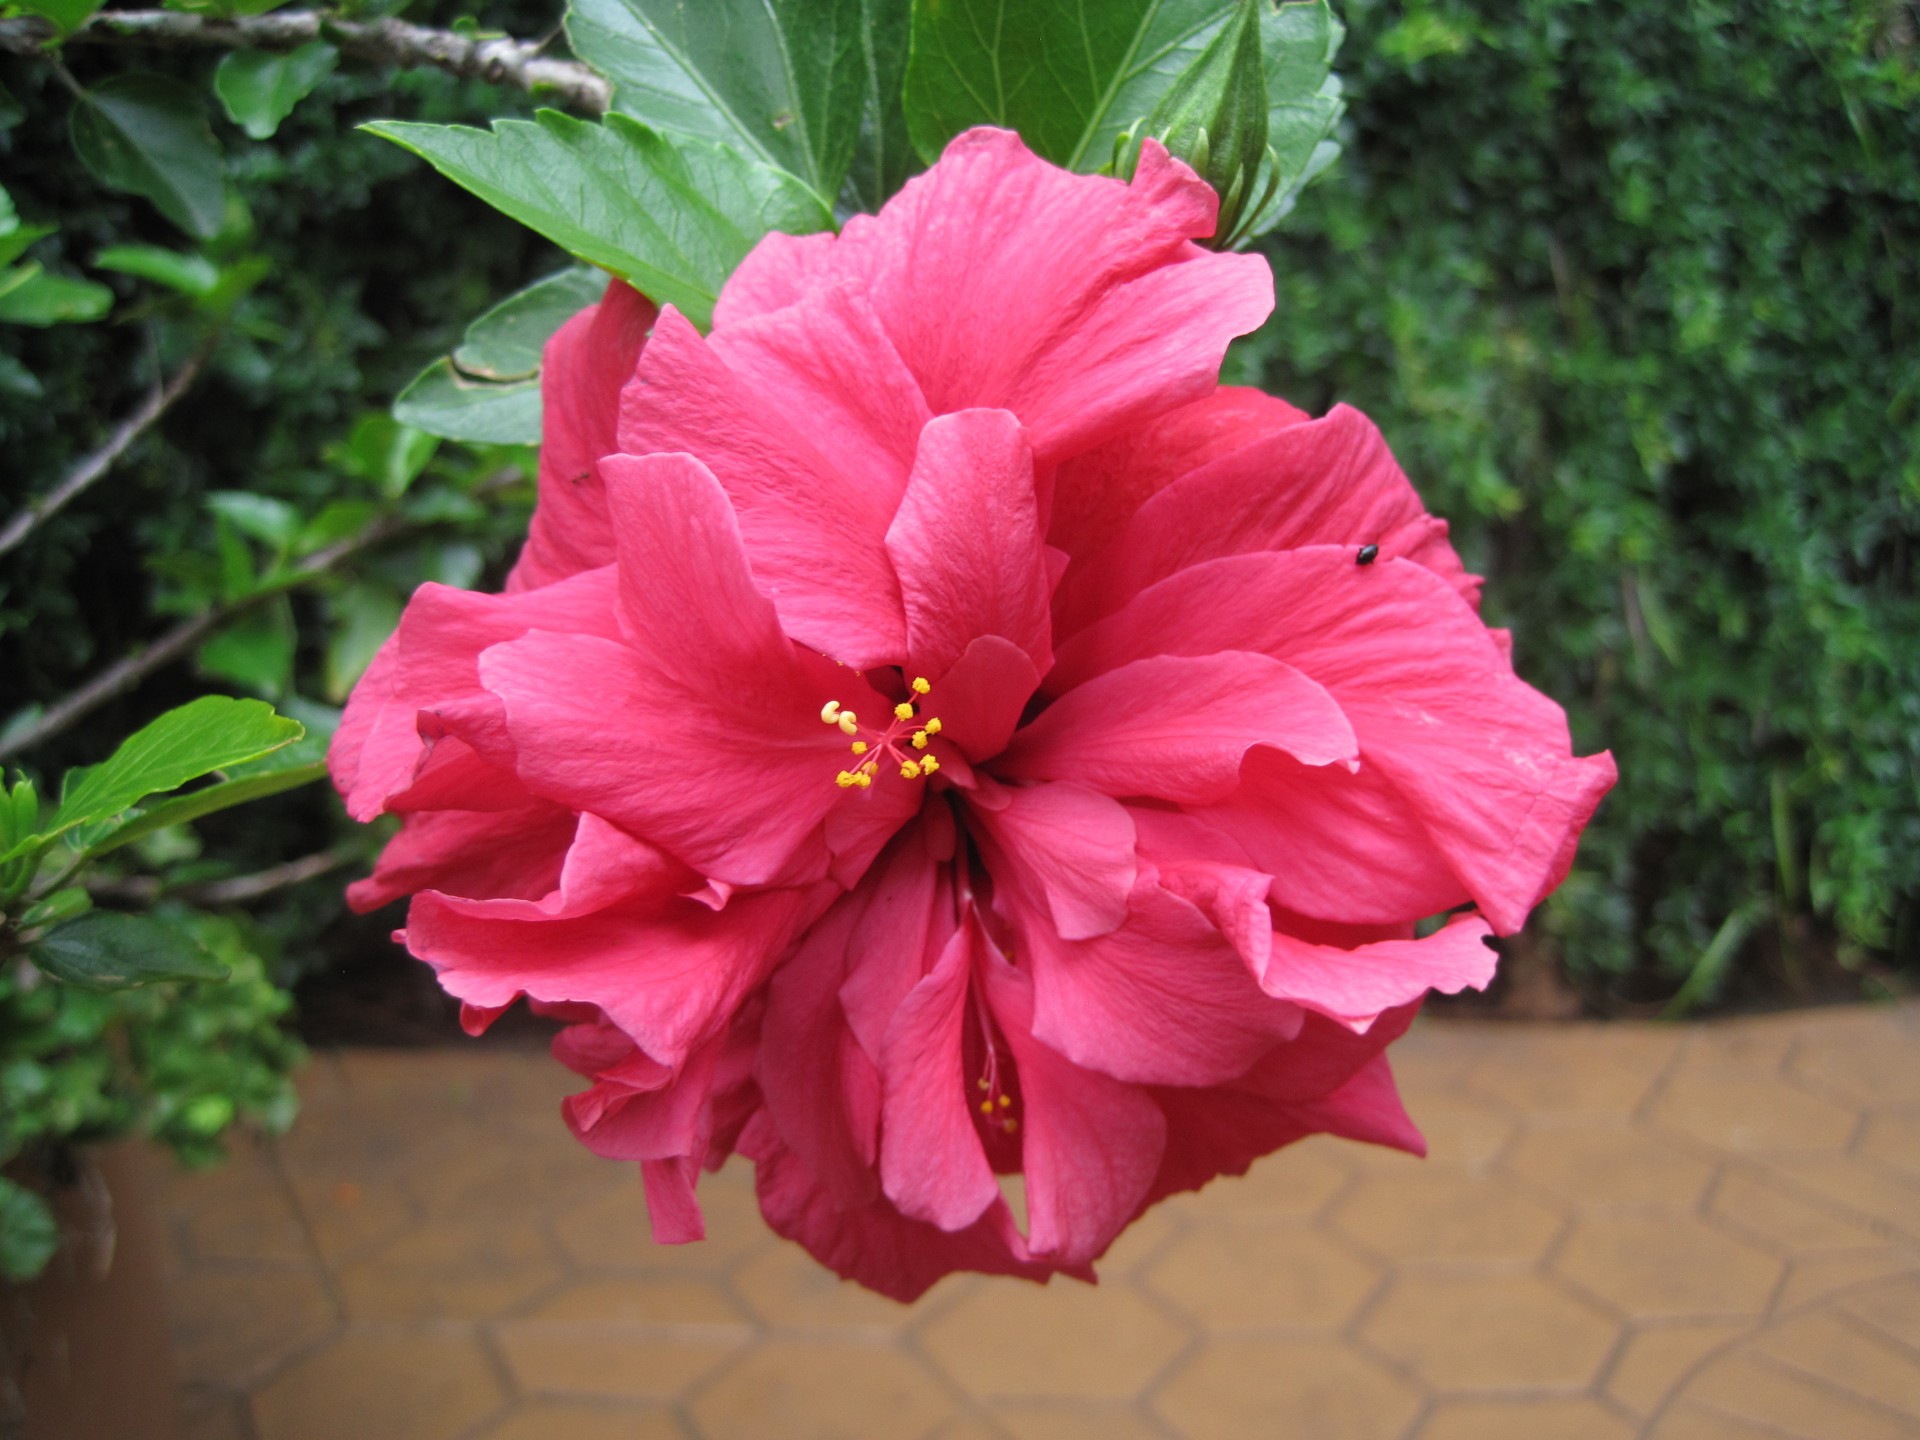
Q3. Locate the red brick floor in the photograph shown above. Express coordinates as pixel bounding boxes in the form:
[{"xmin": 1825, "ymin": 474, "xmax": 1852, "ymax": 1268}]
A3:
[{"xmin": 159, "ymin": 1003, "xmax": 1920, "ymax": 1439}]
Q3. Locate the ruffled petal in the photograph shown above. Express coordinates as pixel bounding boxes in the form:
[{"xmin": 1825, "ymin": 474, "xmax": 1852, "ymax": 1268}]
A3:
[
  {"xmin": 508, "ymin": 279, "xmax": 656, "ymax": 591},
  {"xmin": 616, "ymin": 308, "xmax": 910, "ymax": 666},
  {"xmin": 1000, "ymin": 651, "xmax": 1356, "ymax": 804},
  {"xmin": 345, "ymin": 802, "xmax": 577, "ymax": 913},
  {"xmin": 886, "ymin": 408, "xmax": 1051, "ymax": 678},
  {"xmin": 967, "ymin": 782, "xmax": 1136, "ymax": 942},
  {"xmin": 1258, "ymin": 914, "xmax": 1499, "ymax": 1029}
]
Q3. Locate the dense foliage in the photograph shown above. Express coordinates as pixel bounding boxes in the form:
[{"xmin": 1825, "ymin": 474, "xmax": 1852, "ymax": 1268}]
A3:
[{"xmin": 1237, "ymin": 0, "xmax": 1920, "ymax": 1003}]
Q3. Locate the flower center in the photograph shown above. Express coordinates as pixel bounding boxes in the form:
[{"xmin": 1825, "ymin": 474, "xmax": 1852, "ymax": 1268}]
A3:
[{"xmin": 821, "ymin": 677, "xmax": 945, "ymax": 790}]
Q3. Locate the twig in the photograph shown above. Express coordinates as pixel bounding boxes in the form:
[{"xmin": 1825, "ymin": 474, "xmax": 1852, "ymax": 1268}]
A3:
[
  {"xmin": 88, "ymin": 846, "xmax": 354, "ymax": 906},
  {"xmin": 0, "ymin": 468, "xmax": 520, "ymax": 761},
  {"xmin": 0, "ymin": 337, "xmax": 212, "ymax": 561},
  {"xmin": 0, "ymin": 10, "xmax": 611, "ymax": 115}
]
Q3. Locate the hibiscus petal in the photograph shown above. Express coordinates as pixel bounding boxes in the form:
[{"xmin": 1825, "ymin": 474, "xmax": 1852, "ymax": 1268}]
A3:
[
  {"xmin": 508, "ymin": 279, "xmax": 656, "ymax": 591},
  {"xmin": 1258, "ymin": 914, "xmax": 1499, "ymax": 1028},
  {"xmin": 818, "ymin": 130, "xmax": 1272, "ymax": 460},
  {"xmin": 980, "ymin": 949, "xmax": 1165, "ymax": 1266},
  {"xmin": 345, "ymin": 802, "xmax": 577, "ymax": 912},
  {"xmin": 885, "ymin": 408, "xmax": 1051, "ymax": 677},
  {"xmin": 565, "ymin": 1032, "xmax": 722, "ymax": 1164},
  {"xmin": 1018, "ymin": 882, "xmax": 1304, "ymax": 1088},
  {"xmin": 641, "ymin": 1158, "xmax": 706, "ymax": 1244},
  {"xmin": 616, "ymin": 308, "xmax": 910, "ymax": 666},
  {"xmin": 1048, "ymin": 386, "xmax": 1310, "ymax": 560},
  {"xmin": 713, "ymin": 229, "xmax": 839, "ymax": 327},
  {"xmin": 999, "ymin": 651, "xmax": 1356, "ymax": 804},
  {"xmin": 1054, "ymin": 402, "xmax": 1481, "ymax": 634},
  {"xmin": 1050, "ymin": 549, "xmax": 1615, "ymax": 933},
  {"xmin": 927, "ymin": 634, "xmax": 1043, "ymax": 767},
  {"xmin": 968, "ymin": 782, "xmax": 1136, "ymax": 941},
  {"xmin": 878, "ymin": 922, "xmax": 1000, "ymax": 1232}
]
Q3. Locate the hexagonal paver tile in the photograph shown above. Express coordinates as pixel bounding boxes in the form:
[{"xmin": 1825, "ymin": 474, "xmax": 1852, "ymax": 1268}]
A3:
[
  {"xmin": 1604, "ymin": 1321, "xmax": 1751, "ymax": 1418},
  {"xmin": 1791, "ymin": 1024, "xmax": 1920, "ymax": 1108},
  {"xmin": 553, "ymin": 1165, "xmax": 772, "ymax": 1273},
  {"xmin": 1091, "ymin": 1201, "xmax": 1182, "ymax": 1277},
  {"xmin": 1333, "ymin": 1168, "xmax": 1562, "ymax": 1263},
  {"xmin": 918, "ymin": 1279, "xmax": 1185, "ymax": 1402},
  {"xmin": 689, "ymin": 1340, "xmax": 953, "ymax": 1440},
  {"xmin": 472, "ymin": 1400, "xmax": 689, "ymax": 1440},
  {"xmin": 1145, "ymin": 1218, "xmax": 1379, "ymax": 1331},
  {"xmin": 1759, "ymin": 1153, "xmax": 1920, "ymax": 1241},
  {"xmin": 1361, "ymin": 1272, "xmax": 1617, "ymax": 1391},
  {"xmin": 494, "ymin": 1276, "xmax": 754, "ymax": 1400},
  {"xmin": 251, "ymin": 1329, "xmax": 505, "ymax": 1440},
  {"xmin": 281, "ymin": 1170, "xmax": 417, "ymax": 1266},
  {"xmin": 1652, "ymin": 1064, "xmax": 1856, "ymax": 1154},
  {"xmin": 167, "ymin": 1146, "xmax": 310, "ymax": 1264},
  {"xmin": 992, "ymin": 1402, "xmax": 1168, "ymax": 1440},
  {"xmin": 1505, "ymin": 1121, "xmax": 1717, "ymax": 1209},
  {"xmin": 1556, "ymin": 1213, "xmax": 1781, "ymax": 1319},
  {"xmin": 1647, "ymin": 1409, "xmax": 1809, "ymax": 1440},
  {"xmin": 406, "ymin": 1128, "xmax": 626, "ymax": 1222},
  {"xmin": 333, "ymin": 1217, "xmax": 564, "ymax": 1320},
  {"xmin": 1417, "ymin": 1397, "xmax": 1636, "ymax": 1439},
  {"xmin": 1194, "ymin": 1138, "xmax": 1350, "ymax": 1218},
  {"xmin": 1841, "ymin": 1271, "xmax": 1920, "ymax": 1350},
  {"xmin": 1669, "ymin": 1348, "xmax": 1918, "ymax": 1440},
  {"xmin": 733, "ymin": 1241, "xmax": 918, "ymax": 1331},
  {"xmin": 1775, "ymin": 1249, "xmax": 1920, "ymax": 1312},
  {"xmin": 1361, "ymin": 1091, "xmax": 1514, "ymax": 1173},
  {"xmin": 1708, "ymin": 1167, "xmax": 1889, "ymax": 1253},
  {"xmin": 1154, "ymin": 1337, "xmax": 1420, "ymax": 1440},
  {"xmin": 167, "ymin": 1262, "xmax": 338, "ymax": 1387},
  {"xmin": 1858, "ymin": 1110, "xmax": 1920, "ymax": 1181},
  {"xmin": 1751, "ymin": 1306, "xmax": 1920, "ymax": 1420},
  {"xmin": 1463, "ymin": 1027, "xmax": 1680, "ymax": 1115}
]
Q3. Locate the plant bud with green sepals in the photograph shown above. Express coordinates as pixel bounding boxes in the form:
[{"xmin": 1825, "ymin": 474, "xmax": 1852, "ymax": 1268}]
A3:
[{"xmin": 1117, "ymin": 0, "xmax": 1272, "ymax": 247}]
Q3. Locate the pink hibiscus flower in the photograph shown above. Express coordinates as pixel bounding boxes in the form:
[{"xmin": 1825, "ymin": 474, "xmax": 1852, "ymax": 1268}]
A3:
[{"xmin": 331, "ymin": 128, "xmax": 1615, "ymax": 1301}]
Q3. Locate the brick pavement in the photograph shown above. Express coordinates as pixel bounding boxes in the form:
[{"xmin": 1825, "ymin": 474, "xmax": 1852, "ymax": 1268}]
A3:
[{"xmin": 159, "ymin": 1002, "xmax": 1920, "ymax": 1439}]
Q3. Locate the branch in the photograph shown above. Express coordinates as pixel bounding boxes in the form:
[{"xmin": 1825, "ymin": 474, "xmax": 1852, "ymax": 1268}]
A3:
[
  {"xmin": 0, "ymin": 469, "xmax": 521, "ymax": 762},
  {"xmin": 88, "ymin": 845, "xmax": 354, "ymax": 906},
  {"xmin": 0, "ymin": 335, "xmax": 212, "ymax": 561},
  {"xmin": 0, "ymin": 10, "xmax": 612, "ymax": 115}
]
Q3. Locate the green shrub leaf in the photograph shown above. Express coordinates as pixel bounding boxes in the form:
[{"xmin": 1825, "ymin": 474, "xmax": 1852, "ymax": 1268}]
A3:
[
  {"xmin": 394, "ymin": 359, "xmax": 543, "ymax": 444},
  {"xmin": 92, "ymin": 242, "xmax": 220, "ymax": 297},
  {"xmin": 0, "ymin": 1180, "xmax": 56, "ymax": 1285},
  {"xmin": 30, "ymin": 911, "xmax": 229, "ymax": 990},
  {"xmin": 214, "ymin": 41, "xmax": 338, "ymax": 141},
  {"xmin": 567, "ymin": 0, "xmax": 867, "ymax": 203},
  {"xmin": 363, "ymin": 112, "xmax": 832, "ymax": 330},
  {"xmin": 0, "ymin": 265, "xmax": 112, "ymax": 326},
  {"xmin": 454, "ymin": 267, "xmax": 606, "ymax": 382},
  {"xmin": 70, "ymin": 74, "xmax": 226, "ymax": 239}
]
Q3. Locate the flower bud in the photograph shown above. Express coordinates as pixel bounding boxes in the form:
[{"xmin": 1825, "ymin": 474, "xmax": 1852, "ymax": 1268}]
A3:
[{"xmin": 1118, "ymin": 0, "xmax": 1273, "ymax": 247}]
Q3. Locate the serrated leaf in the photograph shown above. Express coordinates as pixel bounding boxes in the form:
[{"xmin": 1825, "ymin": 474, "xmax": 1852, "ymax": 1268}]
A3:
[
  {"xmin": 214, "ymin": 41, "xmax": 338, "ymax": 141},
  {"xmin": 394, "ymin": 358, "xmax": 543, "ymax": 444},
  {"xmin": 454, "ymin": 266, "xmax": 605, "ymax": 381},
  {"xmin": 1235, "ymin": 1, "xmax": 1345, "ymax": 240},
  {"xmin": 30, "ymin": 911, "xmax": 228, "ymax": 990},
  {"xmin": 83, "ymin": 759, "xmax": 327, "ymax": 859},
  {"xmin": 842, "ymin": 0, "xmax": 916, "ymax": 212},
  {"xmin": 92, "ymin": 242, "xmax": 220, "ymax": 297},
  {"xmin": 15, "ymin": 696, "xmax": 303, "ymax": 858},
  {"xmin": 0, "ymin": 266, "xmax": 112, "ymax": 326},
  {"xmin": 0, "ymin": 1180, "xmax": 56, "ymax": 1285},
  {"xmin": 70, "ymin": 73, "xmax": 227, "ymax": 239},
  {"xmin": 363, "ymin": 112, "xmax": 832, "ymax": 329},
  {"xmin": 567, "ymin": 0, "xmax": 866, "ymax": 202}
]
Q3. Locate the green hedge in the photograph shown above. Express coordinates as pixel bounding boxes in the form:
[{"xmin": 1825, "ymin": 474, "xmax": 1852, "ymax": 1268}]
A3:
[{"xmin": 1239, "ymin": 0, "xmax": 1920, "ymax": 1001}]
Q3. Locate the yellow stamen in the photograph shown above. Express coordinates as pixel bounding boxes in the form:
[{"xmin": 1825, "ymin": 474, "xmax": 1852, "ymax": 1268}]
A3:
[
  {"xmin": 924, "ymin": 717, "xmax": 942, "ymax": 735},
  {"xmin": 997, "ymin": 1095, "xmax": 1011, "ymax": 1108},
  {"xmin": 849, "ymin": 741, "xmax": 869, "ymax": 755},
  {"xmin": 854, "ymin": 772, "xmax": 872, "ymax": 789},
  {"xmin": 976, "ymin": 1077, "xmax": 990, "ymax": 1091},
  {"xmin": 836, "ymin": 711, "xmax": 859, "ymax": 735},
  {"xmin": 911, "ymin": 731, "xmax": 929, "ymax": 749},
  {"xmin": 912, "ymin": 676, "xmax": 932, "ymax": 695},
  {"xmin": 819, "ymin": 701, "xmax": 842, "ymax": 724},
  {"xmin": 835, "ymin": 771, "xmax": 857, "ymax": 788},
  {"xmin": 900, "ymin": 760, "xmax": 921, "ymax": 780},
  {"xmin": 893, "ymin": 701, "xmax": 915, "ymax": 721},
  {"xmin": 1002, "ymin": 1118, "xmax": 1019, "ymax": 1135},
  {"xmin": 979, "ymin": 1100, "xmax": 994, "ymax": 1116},
  {"xmin": 920, "ymin": 755, "xmax": 940, "ymax": 775}
]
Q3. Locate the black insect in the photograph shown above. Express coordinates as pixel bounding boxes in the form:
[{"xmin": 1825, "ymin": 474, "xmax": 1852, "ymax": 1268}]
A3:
[{"xmin": 1355, "ymin": 543, "xmax": 1380, "ymax": 565}]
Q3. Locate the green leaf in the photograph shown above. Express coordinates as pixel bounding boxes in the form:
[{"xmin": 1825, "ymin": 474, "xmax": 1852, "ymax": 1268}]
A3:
[
  {"xmin": 454, "ymin": 266, "xmax": 606, "ymax": 381},
  {"xmin": 10, "ymin": 0, "xmax": 102, "ymax": 35},
  {"xmin": 92, "ymin": 242, "xmax": 220, "ymax": 297},
  {"xmin": 0, "ymin": 1180, "xmax": 56, "ymax": 1285},
  {"xmin": 30, "ymin": 911, "xmax": 228, "ymax": 990},
  {"xmin": 394, "ymin": 359, "xmax": 542, "ymax": 445},
  {"xmin": 843, "ymin": 0, "xmax": 916, "ymax": 212},
  {"xmin": 566, "ymin": 0, "xmax": 867, "ymax": 202},
  {"xmin": 197, "ymin": 597, "xmax": 296, "ymax": 696},
  {"xmin": 904, "ymin": 0, "xmax": 1246, "ymax": 170},
  {"xmin": 324, "ymin": 583, "xmax": 400, "ymax": 703},
  {"xmin": 329, "ymin": 413, "xmax": 438, "ymax": 499},
  {"xmin": 0, "ymin": 83, "xmax": 24, "ymax": 131},
  {"xmin": 207, "ymin": 490, "xmax": 300, "ymax": 551},
  {"xmin": 83, "ymin": 759, "xmax": 327, "ymax": 860},
  {"xmin": 1236, "ymin": 0, "xmax": 1344, "ymax": 240},
  {"xmin": 295, "ymin": 499, "xmax": 381, "ymax": 554},
  {"xmin": 214, "ymin": 41, "xmax": 338, "ymax": 141},
  {"xmin": 0, "ymin": 185, "xmax": 57, "ymax": 268},
  {"xmin": 0, "ymin": 351, "xmax": 40, "ymax": 398},
  {"xmin": 364, "ymin": 112, "xmax": 832, "ymax": 330},
  {"xmin": 0, "ymin": 265, "xmax": 112, "ymax": 326},
  {"xmin": 21, "ymin": 696, "xmax": 303, "ymax": 857},
  {"xmin": 70, "ymin": 73, "xmax": 227, "ymax": 239},
  {"xmin": 19, "ymin": 886, "xmax": 91, "ymax": 929}
]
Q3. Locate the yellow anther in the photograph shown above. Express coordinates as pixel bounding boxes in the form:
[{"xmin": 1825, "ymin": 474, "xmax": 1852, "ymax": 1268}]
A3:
[
  {"xmin": 920, "ymin": 755, "xmax": 940, "ymax": 775},
  {"xmin": 836, "ymin": 711, "xmax": 859, "ymax": 735},
  {"xmin": 849, "ymin": 740, "xmax": 869, "ymax": 755},
  {"xmin": 855, "ymin": 772, "xmax": 872, "ymax": 789},
  {"xmin": 893, "ymin": 701, "xmax": 915, "ymax": 721},
  {"xmin": 979, "ymin": 1100, "xmax": 994, "ymax": 1116},
  {"xmin": 998, "ymin": 1095, "xmax": 1011, "ymax": 1108},
  {"xmin": 924, "ymin": 717, "xmax": 942, "ymax": 735},
  {"xmin": 912, "ymin": 676, "xmax": 932, "ymax": 695},
  {"xmin": 911, "ymin": 731, "xmax": 929, "ymax": 749},
  {"xmin": 819, "ymin": 701, "xmax": 841, "ymax": 724},
  {"xmin": 835, "ymin": 771, "xmax": 857, "ymax": 788},
  {"xmin": 976, "ymin": 1077, "xmax": 990, "ymax": 1091},
  {"xmin": 900, "ymin": 760, "xmax": 921, "ymax": 780},
  {"xmin": 1002, "ymin": 1118, "xmax": 1019, "ymax": 1135}
]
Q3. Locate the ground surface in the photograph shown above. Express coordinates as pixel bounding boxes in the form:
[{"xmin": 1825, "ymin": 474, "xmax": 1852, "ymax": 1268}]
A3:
[{"xmin": 160, "ymin": 1002, "xmax": 1920, "ymax": 1440}]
